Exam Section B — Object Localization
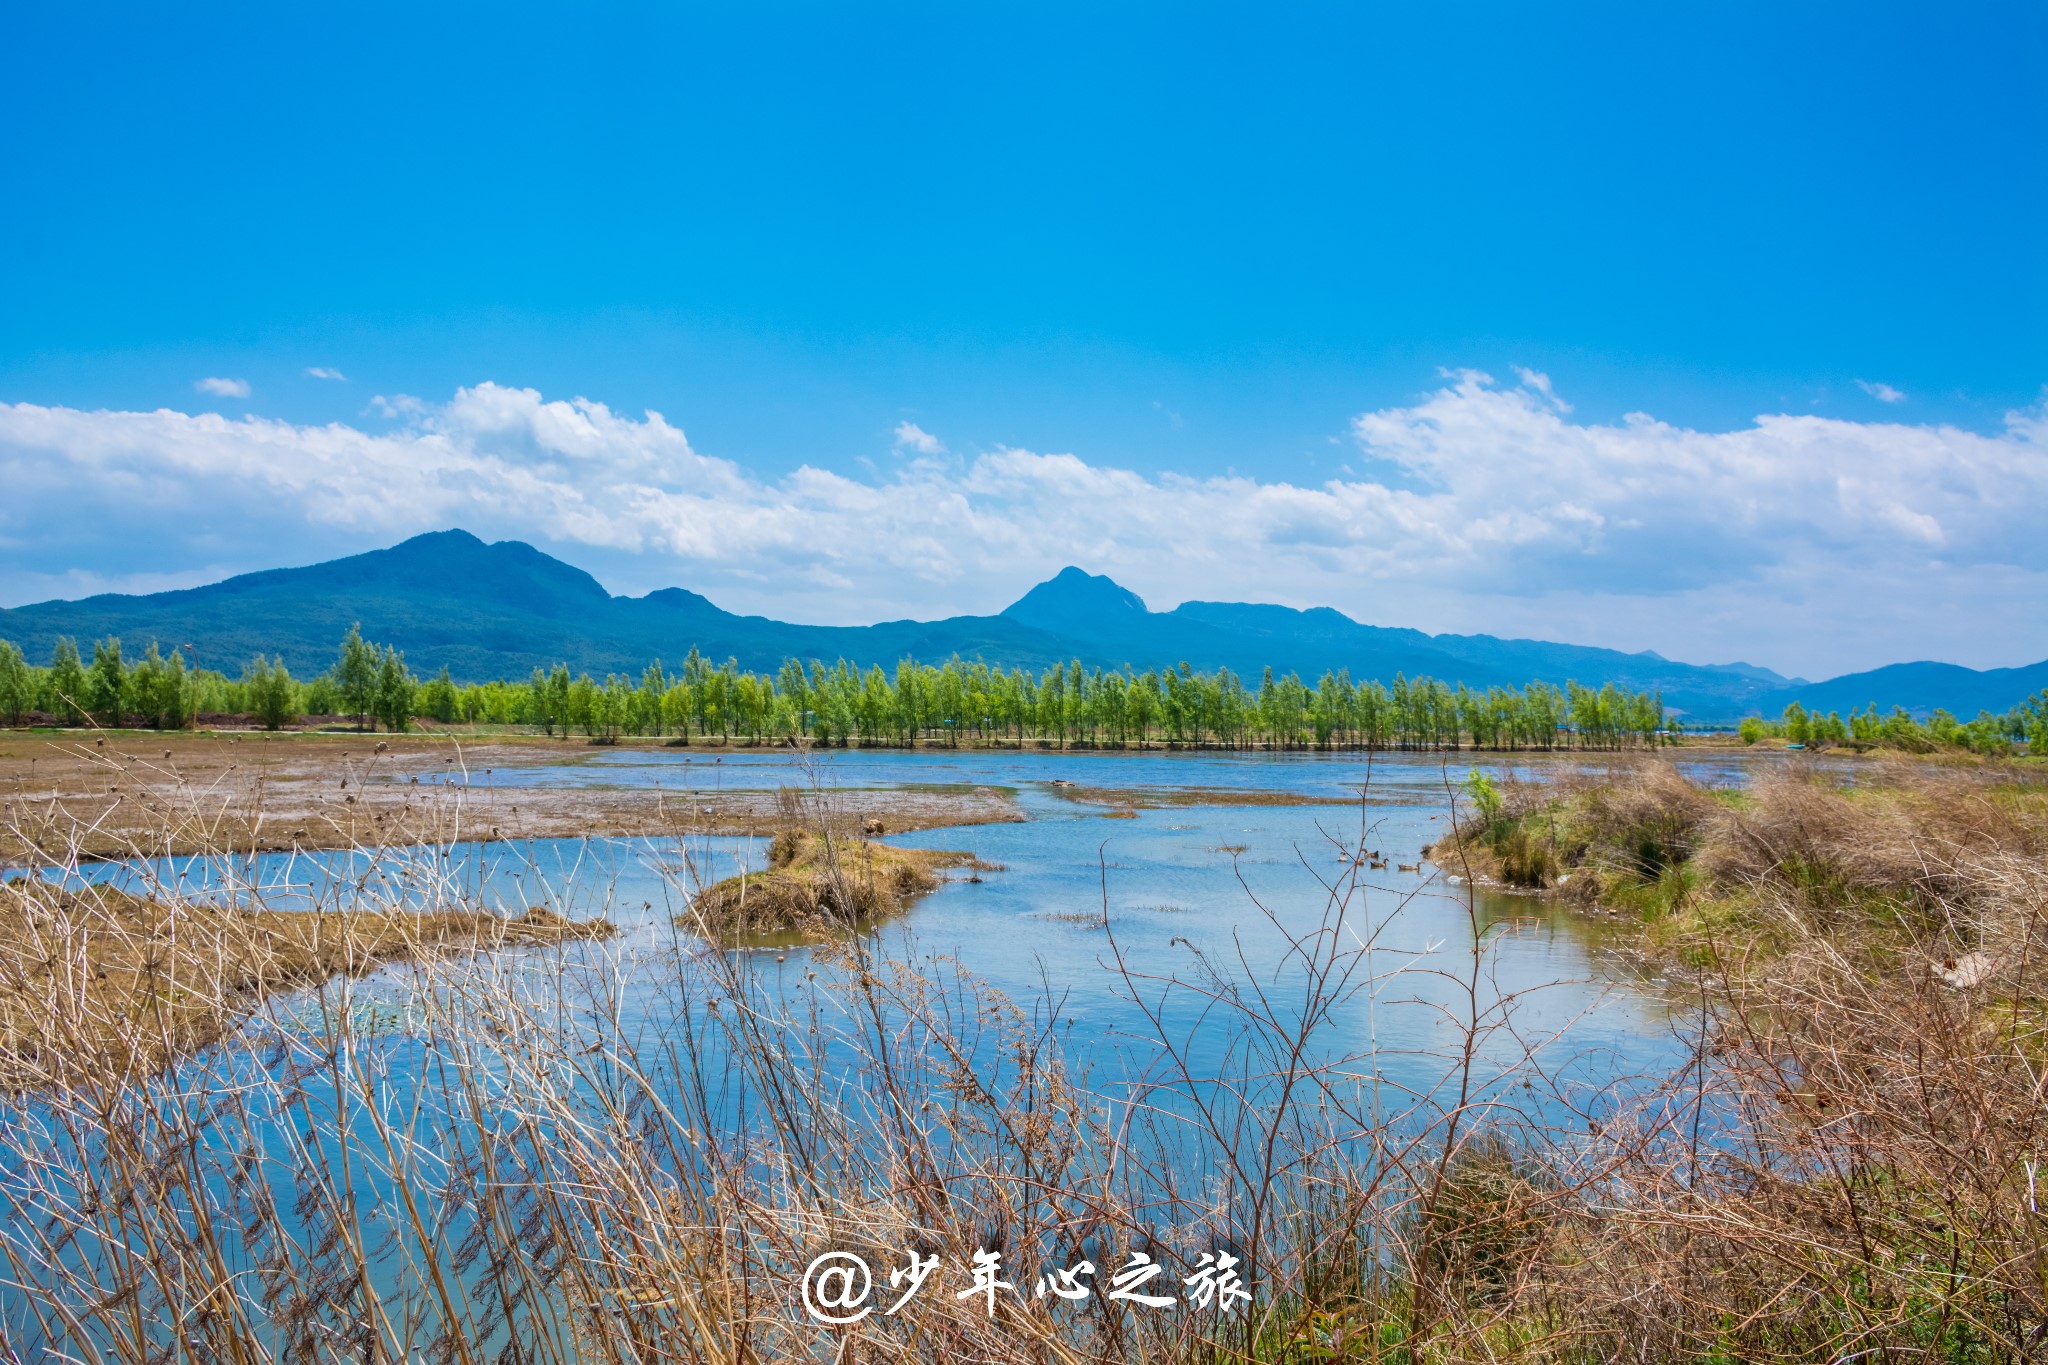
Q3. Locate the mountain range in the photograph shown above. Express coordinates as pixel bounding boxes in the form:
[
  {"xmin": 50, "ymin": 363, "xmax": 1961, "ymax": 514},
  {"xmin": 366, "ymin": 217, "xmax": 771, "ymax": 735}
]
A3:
[{"xmin": 1, "ymin": 530, "xmax": 2041, "ymax": 723}]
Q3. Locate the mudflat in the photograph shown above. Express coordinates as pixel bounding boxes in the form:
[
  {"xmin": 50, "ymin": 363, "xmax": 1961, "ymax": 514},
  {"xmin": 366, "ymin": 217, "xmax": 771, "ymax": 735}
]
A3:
[{"xmin": 0, "ymin": 732, "xmax": 1023, "ymax": 865}]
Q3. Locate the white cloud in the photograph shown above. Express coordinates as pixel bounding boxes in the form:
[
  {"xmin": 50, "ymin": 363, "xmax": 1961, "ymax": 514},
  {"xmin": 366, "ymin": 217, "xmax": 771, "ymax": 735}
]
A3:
[
  {"xmin": 1511, "ymin": 366, "xmax": 1572, "ymax": 413},
  {"xmin": 194, "ymin": 377, "xmax": 251, "ymax": 399},
  {"xmin": 1857, "ymin": 379, "xmax": 1907, "ymax": 404},
  {"xmin": 369, "ymin": 393, "xmax": 428, "ymax": 419},
  {"xmin": 892, "ymin": 420, "xmax": 944, "ymax": 455},
  {"xmin": 305, "ymin": 366, "xmax": 348, "ymax": 382},
  {"xmin": 0, "ymin": 374, "xmax": 2042, "ymax": 677}
]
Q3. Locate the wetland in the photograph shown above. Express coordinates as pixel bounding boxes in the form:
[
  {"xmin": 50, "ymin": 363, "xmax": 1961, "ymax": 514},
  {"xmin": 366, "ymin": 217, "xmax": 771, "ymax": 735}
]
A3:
[{"xmin": 1, "ymin": 735, "xmax": 2041, "ymax": 1361}]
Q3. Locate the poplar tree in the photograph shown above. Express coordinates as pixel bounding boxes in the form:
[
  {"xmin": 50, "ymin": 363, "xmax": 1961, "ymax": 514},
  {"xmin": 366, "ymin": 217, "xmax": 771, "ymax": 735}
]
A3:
[
  {"xmin": 87, "ymin": 638, "xmax": 127, "ymax": 727},
  {"xmin": 130, "ymin": 642, "xmax": 192, "ymax": 729},
  {"xmin": 0, "ymin": 640, "xmax": 30, "ymax": 725},
  {"xmin": 334, "ymin": 624, "xmax": 379, "ymax": 730},
  {"xmin": 45, "ymin": 639, "xmax": 89, "ymax": 723},
  {"xmin": 1783, "ymin": 701, "xmax": 1811, "ymax": 745},
  {"xmin": 372, "ymin": 648, "xmax": 416, "ymax": 732},
  {"xmin": 244, "ymin": 656, "xmax": 299, "ymax": 731},
  {"xmin": 637, "ymin": 662, "xmax": 667, "ymax": 737},
  {"xmin": 420, "ymin": 666, "xmax": 459, "ymax": 724}
]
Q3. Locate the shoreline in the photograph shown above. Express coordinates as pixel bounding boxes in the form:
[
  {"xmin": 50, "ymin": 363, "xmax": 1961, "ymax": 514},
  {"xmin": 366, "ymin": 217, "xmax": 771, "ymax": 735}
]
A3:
[
  {"xmin": 0, "ymin": 721, "xmax": 1761, "ymax": 752},
  {"xmin": 0, "ymin": 732, "xmax": 1026, "ymax": 868},
  {"xmin": 0, "ymin": 729, "xmax": 1919, "ymax": 870}
]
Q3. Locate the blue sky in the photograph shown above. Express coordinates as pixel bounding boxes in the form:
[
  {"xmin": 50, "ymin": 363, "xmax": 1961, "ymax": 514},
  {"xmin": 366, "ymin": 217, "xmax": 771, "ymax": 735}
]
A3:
[{"xmin": 1, "ymin": 4, "xmax": 2044, "ymax": 677}]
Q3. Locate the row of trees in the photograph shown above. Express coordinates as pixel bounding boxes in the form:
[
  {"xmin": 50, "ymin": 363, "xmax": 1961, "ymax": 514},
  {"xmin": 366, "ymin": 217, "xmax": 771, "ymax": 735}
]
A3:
[
  {"xmin": 0, "ymin": 626, "xmax": 417, "ymax": 734},
  {"xmin": 4, "ymin": 627, "xmax": 2042, "ymax": 755},
  {"xmin": 0, "ymin": 630, "xmax": 1674, "ymax": 750},
  {"xmin": 495, "ymin": 656, "xmax": 1671, "ymax": 751},
  {"xmin": 0, "ymin": 638, "xmax": 201, "ymax": 731},
  {"xmin": 1738, "ymin": 698, "xmax": 2044, "ymax": 756}
]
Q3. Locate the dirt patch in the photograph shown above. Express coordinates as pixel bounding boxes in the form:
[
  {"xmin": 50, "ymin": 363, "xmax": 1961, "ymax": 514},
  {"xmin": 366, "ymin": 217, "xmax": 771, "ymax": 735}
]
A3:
[
  {"xmin": 684, "ymin": 831, "xmax": 990, "ymax": 943},
  {"xmin": 0, "ymin": 733, "xmax": 1023, "ymax": 865},
  {"xmin": 0, "ymin": 879, "xmax": 612, "ymax": 1088}
]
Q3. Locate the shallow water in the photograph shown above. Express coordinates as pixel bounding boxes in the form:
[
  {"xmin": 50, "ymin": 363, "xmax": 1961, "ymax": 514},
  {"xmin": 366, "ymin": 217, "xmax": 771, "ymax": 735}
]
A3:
[
  {"xmin": 8, "ymin": 747, "xmax": 1761, "ymax": 1352},
  {"xmin": 429, "ymin": 741, "xmax": 1791, "ymax": 800},
  {"xmin": 50, "ymin": 747, "xmax": 1712, "ymax": 1112}
]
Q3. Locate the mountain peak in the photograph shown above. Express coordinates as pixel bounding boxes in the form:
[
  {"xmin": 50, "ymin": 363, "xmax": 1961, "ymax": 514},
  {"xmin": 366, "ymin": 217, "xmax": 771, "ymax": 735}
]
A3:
[
  {"xmin": 1001, "ymin": 567, "xmax": 1148, "ymax": 636},
  {"xmin": 282, "ymin": 528, "xmax": 612, "ymax": 607}
]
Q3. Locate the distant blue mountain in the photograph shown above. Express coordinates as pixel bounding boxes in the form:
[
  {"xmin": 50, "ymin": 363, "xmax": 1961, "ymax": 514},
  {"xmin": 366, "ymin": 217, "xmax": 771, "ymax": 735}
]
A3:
[
  {"xmin": 0, "ymin": 530, "xmax": 1082, "ymax": 685},
  {"xmin": 1001, "ymin": 566, "xmax": 1149, "ymax": 635},
  {"xmin": 1755, "ymin": 659, "xmax": 2048, "ymax": 720},
  {"xmin": 1, "ymin": 529, "xmax": 2037, "ymax": 721}
]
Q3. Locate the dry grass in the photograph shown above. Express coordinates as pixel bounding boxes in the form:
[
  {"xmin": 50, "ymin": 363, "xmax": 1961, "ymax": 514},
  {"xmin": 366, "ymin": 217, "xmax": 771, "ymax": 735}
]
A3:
[
  {"xmin": 1415, "ymin": 758, "xmax": 2048, "ymax": 1360},
  {"xmin": 3, "ymin": 743, "xmax": 2046, "ymax": 1361},
  {"xmin": 683, "ymin": 828, "xmax": 989, "ymax": 941},
  {"xmin": 1427, "ymin": 760, "xmax": 1717, "ymax": 894},
  {"xmin": 0, "ymin": 881, "xmax": 609, "ymax": 1088}
]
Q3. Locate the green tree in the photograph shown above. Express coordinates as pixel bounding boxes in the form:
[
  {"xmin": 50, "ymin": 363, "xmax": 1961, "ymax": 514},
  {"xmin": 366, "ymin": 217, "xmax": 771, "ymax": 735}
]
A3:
[
  {"xmin": 131, "ymin": 642, "xmax": 192, "ymax": 729},
  {"xmin": 243, "ymin": 656, "xmax": 300, "ymax": 731},
  {"xmin": 567, "ymin": 673, "xmax": 599, "ymax": 737},
  {"xmin": 526, "ymin": 668, "xmax": 556, "ymax": 734},
  {"xmin": 44, "ymin": 639, "xmax": 89, "ymax": 723},
  {"xmin": 2023, "ymin": 691, "xmax": 2048, "ymax": 758},
  {"xmin": 420, "ymin": 666, "xmax": 459, "ymax": 724},
  {"xmin": 1783, "ymin": 701, "xmax": 1811, "ymax": 745},
  {"xmin": 302, "ymin": 674, "xmax": 342, "ymax": 717},
  {"xmin": 636, "ymin": 662, "xmax": 667, "ymax": 737},
  {"xmin": 0, "ymin": 640, "xmax": 32, "ymax": 725},
  {"xmin": 334, "ymin": 624, "xmax": 379, "ymax": 730},
  {"xmin": 547, "ymin": 665, "xmax": 572, "ymax": 737},
  {"xmin": 372, "ymin": 648, "xmax": 416, "ymax": 732},
  {"xmin": 594, "ymin": 674, "xmax": 632, "ymax": 742},
  {"xmin": 87, "ymin": 638, "xmax": 127, "ymax": 727}
]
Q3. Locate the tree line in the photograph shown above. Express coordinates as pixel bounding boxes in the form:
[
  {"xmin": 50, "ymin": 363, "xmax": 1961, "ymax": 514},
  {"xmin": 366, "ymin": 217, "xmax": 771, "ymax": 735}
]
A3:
[
  {"xmin": 1, "ymin": 626, "xmax": 2041, "ymax": 755},
  {"xmin": 1736, "ymin": 698, "xmax": 2034, "ymax": 757}
]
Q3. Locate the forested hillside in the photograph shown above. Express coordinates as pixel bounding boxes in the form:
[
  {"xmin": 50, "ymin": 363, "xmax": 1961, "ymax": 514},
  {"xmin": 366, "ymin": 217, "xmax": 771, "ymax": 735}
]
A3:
[{"xmin": 2, "ymin": 529, "xmax": 2042, "ymax": 722}]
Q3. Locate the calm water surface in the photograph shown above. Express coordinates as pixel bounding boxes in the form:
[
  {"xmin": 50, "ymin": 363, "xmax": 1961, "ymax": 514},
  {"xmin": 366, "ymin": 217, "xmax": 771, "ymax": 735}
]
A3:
[
  {"xmin": 9, "ymin": 747, "xmax": 1783, "ymax": 1351},
  {"xmin": 60, "ymin": 747, "xmax": 1745, "ymax": 1110}
]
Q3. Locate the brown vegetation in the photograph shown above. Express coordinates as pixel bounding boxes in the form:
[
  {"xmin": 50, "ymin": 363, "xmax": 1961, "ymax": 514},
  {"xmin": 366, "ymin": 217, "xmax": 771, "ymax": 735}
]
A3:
[
  {"xmin": 684, "ymin": 829, "xmax": 990, "ymax": 941},
  {"xmin": 1427, "ymin": 760, "xmax": 1719, "ymax": 896},
  {"xmin": 1419, "ymin": 758, "xmax": 2048, "ymax": 1358},
  {"xmin": 0, "ymin": 879, "xmax": 610, "ymax": 1088}
]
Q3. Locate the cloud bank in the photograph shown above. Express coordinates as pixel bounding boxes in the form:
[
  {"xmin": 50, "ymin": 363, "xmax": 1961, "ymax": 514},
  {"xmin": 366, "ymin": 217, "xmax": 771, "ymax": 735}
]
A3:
[{"xmin": 1, "ymin": 370, "xmax": 2042, "ymax": 677}]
